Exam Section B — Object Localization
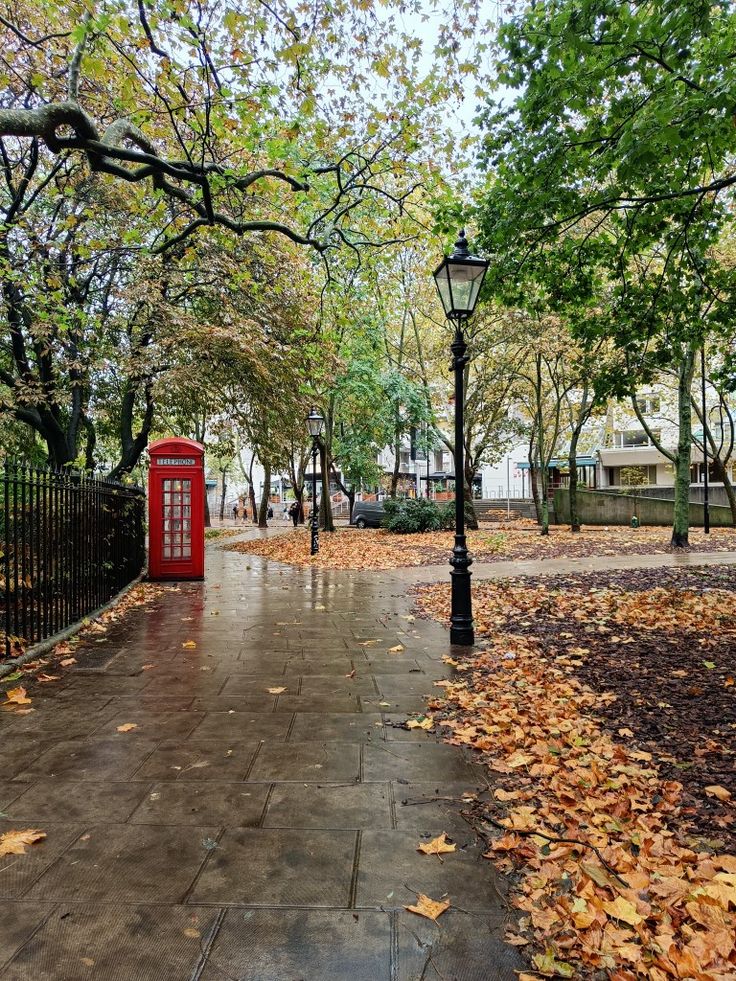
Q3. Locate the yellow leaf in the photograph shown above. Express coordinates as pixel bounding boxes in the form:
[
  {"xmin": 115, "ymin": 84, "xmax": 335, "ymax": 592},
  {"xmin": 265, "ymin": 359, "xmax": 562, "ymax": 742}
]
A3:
[
  {"xmin": 602, "ymin": 896, "xmax": 643, "ymax": 926},
  {"xmin": 0, "ymin": 828, "xmax": 46, "ymax": 856},
  {"xmin": 267, "ymin": 686, "xmax": 287, "ymax": 694},
  {"xmin": 5, "ymin": 687, "xmax": 31, "ymax": 705},
  {"xmin": 182, "ymin": 640, "xmax": 197, "ymax": 649},
  {"xmin": 532, "ymin": 950, "xmax": 575, "ymax": 978},
  {"xmin": 406, "ymin": 716, "xmax": 433, "ymax": 731},
  {"xmin": 387, "ymin": 644, "xmax": 404, "ymax": 653},
  {"xmin": 183, "ymin": 927, "xmax": 201, "ymax": 939},
  {"xmin": 116, "ymin": 723, "xmax": 138, "ymax": 733},
  {"xmin": 417, "ymin": 833, "xmax": 456, "ymax": 857},
  {"xmin": 705, "ymin": 785, "xmax": 731, "ymax": 801},
  {"xmin": 405, "ymin": 893, "xmax": 450, "ymax": 921}
]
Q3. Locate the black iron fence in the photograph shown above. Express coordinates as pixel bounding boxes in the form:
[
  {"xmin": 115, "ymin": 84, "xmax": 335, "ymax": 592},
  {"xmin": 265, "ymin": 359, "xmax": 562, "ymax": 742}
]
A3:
[{"xmin": 0, "ymin": 461, "xmax": 146, "ymax": 659}]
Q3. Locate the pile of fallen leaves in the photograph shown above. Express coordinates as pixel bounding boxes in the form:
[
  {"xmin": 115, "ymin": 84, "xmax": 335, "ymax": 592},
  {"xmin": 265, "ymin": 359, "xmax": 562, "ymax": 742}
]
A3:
[
  {"xmin": 226, "ymin": 526, "xmax": 736, "ymax": 571},
  {"xmin": 417, "ymin": 578, "xmax": 736, "ymax": 978}
]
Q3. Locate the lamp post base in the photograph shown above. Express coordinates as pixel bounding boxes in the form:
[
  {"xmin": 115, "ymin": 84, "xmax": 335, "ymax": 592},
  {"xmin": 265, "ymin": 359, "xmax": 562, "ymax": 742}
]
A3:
[{"xmin": 449, "ymin": 546, "xmax": 474, "ymax": 647}]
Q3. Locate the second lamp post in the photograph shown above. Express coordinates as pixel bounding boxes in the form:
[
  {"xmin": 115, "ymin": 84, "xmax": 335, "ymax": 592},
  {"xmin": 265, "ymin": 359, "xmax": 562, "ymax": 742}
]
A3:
[
  {"xmin": 306, "ymin": 408, "xmax": 324, "ymax": 555},
  {"xmin": 432, "ymin": 230, "xmax": 489, "ymax": 646}
]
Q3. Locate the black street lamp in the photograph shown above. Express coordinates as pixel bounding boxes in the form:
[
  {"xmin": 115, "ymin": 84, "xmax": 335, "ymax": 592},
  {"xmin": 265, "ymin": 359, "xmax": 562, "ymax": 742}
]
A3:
[
  {"xmin": 433, "ymin": 230, "xmax": 489, "ymax": 646},
  {"xmin": 306, "ymin": 408, "xmax": 325, "ymax": 555}
]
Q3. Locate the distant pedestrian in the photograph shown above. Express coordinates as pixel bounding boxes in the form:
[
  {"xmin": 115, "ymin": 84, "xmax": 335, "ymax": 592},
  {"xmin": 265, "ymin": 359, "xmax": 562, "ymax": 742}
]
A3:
[
  {"xmin": 267, "ymin": 504, "xmax": 274, "ymax": 520},
  {"xmin": 289, "ymin": 501, "xmax": 299, "ymax": 527},
  {"xmin": 282, "ymin": 503, "xmax": 289, "ymax": 522},
  {"xmin": 232, "ymin": 503, "xmax": 239, "ymax": 522}
]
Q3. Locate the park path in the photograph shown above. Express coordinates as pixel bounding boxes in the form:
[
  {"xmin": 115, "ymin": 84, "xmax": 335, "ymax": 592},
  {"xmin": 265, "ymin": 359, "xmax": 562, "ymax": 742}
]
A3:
[
  {"xmin": 0, "ymin": 539, "xmax": 522, "ymax": 980},
  {"xmin": 387, "ymin": 546, "xmax": 736, "ymax": 583}
]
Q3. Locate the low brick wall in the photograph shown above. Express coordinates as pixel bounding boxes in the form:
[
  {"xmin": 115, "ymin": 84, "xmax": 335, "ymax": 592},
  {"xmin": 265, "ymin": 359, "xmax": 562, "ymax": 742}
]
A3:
[{"xmin": 554, "ymin": 488, "xmax": 734, "ymax": 527}]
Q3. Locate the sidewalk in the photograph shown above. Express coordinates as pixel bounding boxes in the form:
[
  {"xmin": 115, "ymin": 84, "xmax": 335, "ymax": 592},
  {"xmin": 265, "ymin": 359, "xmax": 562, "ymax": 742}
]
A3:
[
  {"xmin": 0, "ymin": 541, "xmax": 522, "ymax": 979},
  {"xmin": 387, "ymin": 547, "xmax": 736, "ymax": 583}
]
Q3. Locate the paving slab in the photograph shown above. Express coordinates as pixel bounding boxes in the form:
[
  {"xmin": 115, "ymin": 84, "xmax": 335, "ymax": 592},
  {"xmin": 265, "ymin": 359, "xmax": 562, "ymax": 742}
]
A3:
[
  {"xmin": 1, "ymin": 904, "xmax": 220, "ymax": 980},
  {"xmin": 199, "ymin": 908, "xmax": 391, "ymax": 981}
]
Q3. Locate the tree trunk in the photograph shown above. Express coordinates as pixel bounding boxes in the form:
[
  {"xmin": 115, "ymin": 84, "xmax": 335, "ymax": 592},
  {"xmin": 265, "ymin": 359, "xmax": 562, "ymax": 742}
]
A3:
[
  {"xmin": 529, "ymin": 460, "xmax": 542, "ymax": 524},
  {"xmin": 671, "ymin": 347, "xmax": 696, "ymax": 548},
  {"xmin": 249, "ymin": 484, "xmax": 257, "ymax": 523},
  {"xmin": 258, "ymin": 461, "xmax": 271, "ymax": 528},
  {"xmin": 219, "ymin": 468, "xmax": 227, "ymax": 521},
  {"xmin": 712, "ymin": 457, "xmax": 736, "ymax": 525},
  {"xmin": 347, "ymin": 489, "xmax": 356, "ymax": 524},
  {"xmin": 294, "ymin": 487, "xmax": 305, "ymax": 524},
  {"xmin": 539, "ymin": 465, "xmax": 550, "ymax": 535},
  {"xmin": 568, "ymin": 430, "xmax": 581, "ymax": 533},
  {"xmin": 319, "ymin": 441, "xmax": 335, "ymax": 532},
  {"xmin": 464, "ymin": 460, "xmax": 478, "ymax": 530}
]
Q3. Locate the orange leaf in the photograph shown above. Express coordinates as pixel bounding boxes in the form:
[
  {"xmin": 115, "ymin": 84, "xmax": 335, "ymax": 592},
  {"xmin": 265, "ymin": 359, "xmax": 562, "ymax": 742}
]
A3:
[
  {"xmin": 60, "ymin": 657, "xmax": 77, "ymax": 667},
  {"xmin": 705, "ymin": 785, "xmax": 731, "ymax": 801},
  {"xmin": 116, "ymin": 723, "xmax": 138, "ymax": 733},
  {"xmin": 0, "ymin": 828, "xmax": 46, "ymax": 856},
  {"xmin": 182, "ymin": 640, "xmax": 197, "ymax": 649},
  {"xmin": 405, "ymin": 892, "xmax": 450, "ymax": 921},
  {"xmin": 387, "ymin": 644, "xmax": 404, "ymax": 653},
  {"xmin": 5, "ymin": 687, "xmax": 31, "ymax": 705},
  {"xmin": 417, "ymin": 833, "xmax": 456, "ymax": 857}
]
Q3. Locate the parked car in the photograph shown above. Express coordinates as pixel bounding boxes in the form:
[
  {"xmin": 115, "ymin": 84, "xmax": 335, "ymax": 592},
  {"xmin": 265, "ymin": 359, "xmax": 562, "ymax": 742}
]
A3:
[{"xmin": 351, "ymin": 501, "xmax": 385, "ymax": 529}]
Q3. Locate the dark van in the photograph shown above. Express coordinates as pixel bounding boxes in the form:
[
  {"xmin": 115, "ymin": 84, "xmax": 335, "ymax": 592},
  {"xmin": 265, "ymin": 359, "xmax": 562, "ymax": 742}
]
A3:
[{"xmin": 351, "ymin": 501, "xmax": 385, "ymax": 529}]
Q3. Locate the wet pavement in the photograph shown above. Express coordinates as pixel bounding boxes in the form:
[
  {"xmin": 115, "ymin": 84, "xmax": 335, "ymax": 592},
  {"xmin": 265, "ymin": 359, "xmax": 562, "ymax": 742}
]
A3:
[
  {"xmin": 388, "ymin": 547, "xmax": 736, "ymax": 583},
  {"xmin": 0, "ymin": 539, "xmax": 522, "ymax": 980}
]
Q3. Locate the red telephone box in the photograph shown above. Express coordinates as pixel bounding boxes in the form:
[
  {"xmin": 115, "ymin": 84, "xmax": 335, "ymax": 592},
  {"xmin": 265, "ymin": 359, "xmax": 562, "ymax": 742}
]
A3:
[{"xmin": 148, "ymin": 437, "xmax": 205, "ymax": 581}]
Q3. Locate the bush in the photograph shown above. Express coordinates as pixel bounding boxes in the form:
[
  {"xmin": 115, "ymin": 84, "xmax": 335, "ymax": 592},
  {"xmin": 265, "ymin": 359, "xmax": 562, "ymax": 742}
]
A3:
[{"xmin": 382, "ymin": 498, "xmax": 455, "ymax": 534}]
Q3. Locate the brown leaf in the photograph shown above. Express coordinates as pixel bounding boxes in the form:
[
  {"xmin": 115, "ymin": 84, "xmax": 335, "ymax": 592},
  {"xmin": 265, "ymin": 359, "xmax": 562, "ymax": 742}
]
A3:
[
  {"xmin": 404, "ymin": 893, "xmax": 450, "ymax": 921},
  {"xmin": 37, "ymin": 674, "xmax": 60, "ymax": 683},
  {"xmin": 59, "ymin": 657, "xmax": 77, "ymax": 667},
  {"xmin": 0, "ymin": 828, "xmax": 46, "ymax": 856}
]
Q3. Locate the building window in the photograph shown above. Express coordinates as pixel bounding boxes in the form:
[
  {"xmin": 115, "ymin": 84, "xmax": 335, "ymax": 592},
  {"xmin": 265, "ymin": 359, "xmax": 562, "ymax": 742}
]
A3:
[
  {"xmin": 434, "ymin": 451, "xmax": 445, "ymax": 471},
  {"xmin": 400, "ymin": 451, "xmax": 410, "ymax": 468},
  {"xmin": 639, "ymin": 397, "xmax": 661, "ymax": 414},
  {"xmin": 619, "ymin": 465, "xmax": 656, "ymax": 486},
  {"xmin": 613, "ymin": 430, "xmax": 660, "ymax": 448}
]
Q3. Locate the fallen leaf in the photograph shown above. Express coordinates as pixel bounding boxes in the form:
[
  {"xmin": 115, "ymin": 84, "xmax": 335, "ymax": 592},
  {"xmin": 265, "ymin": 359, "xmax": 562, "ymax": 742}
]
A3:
[
  {"xmin": 417, "ymin": 833, "xmax": 456, "ymax": 857},
  {"xmin": 60, "ymin": 657, "xmax": 77, "ymax": 667},
  {"xmin": 142, "ymin": 664, "xmax": 155, "ymax": 670},
  {"xmin": 405, "ymin": 892, "xmax": 450, "ymax": 921},
  {"xmin": 345, "ymin": 669, "xmax": 356, "ymax": 679},
  {"xmin": 80, "ymin": 958, "xmax": 94, "ymax": 968},
  {"xmin": 37, "ymin": 674, "xmax": 60, "ymax": 683},
  {"xmin": 705, "ymin": 785, "xmax": 732, "ymax": 801},
  {"xmin": 406, "ymin": 716, "xmax": 434, "ymax": 731},
  {"xmin": 267, "ymin": 686, "xmax": 287, "ymax": 694},
  {"xmin": 0, "ymin": 828, "xmax": 46, "ymax": 856},
  {"xmin": 387, "ymin": 644, "xmax": 404, "ymax": 653},
  {"xmin": 5, "ymin": 687, "xmax": 31, "ymax": 705},
  {"xmin": 116, "ymin": 723, "xmax": 138, "ymax": 733},
  {"xmin": 183, "ymin": 928, "xmax": 201, "ymax": 939},
  {"xmin": 182, "ymin": 641, "xmax": 197, "ymax": 649},
  {"xmin": 602, "ymin": 896, "xmax": 644, "ymax": 927},
  {"xmin": 532, "ymin": 950, "xmax": 575, "ymax": 978},
  {"xmin": 494, "ymin": 788, "xmax": 522, "ymax": 802}
]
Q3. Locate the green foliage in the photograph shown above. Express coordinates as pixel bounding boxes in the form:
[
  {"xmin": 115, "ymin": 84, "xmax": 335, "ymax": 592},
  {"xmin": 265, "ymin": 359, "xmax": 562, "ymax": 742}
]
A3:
[{"xmin": 382, "ymin": 497, "xmax": 454, "ymax": 534}]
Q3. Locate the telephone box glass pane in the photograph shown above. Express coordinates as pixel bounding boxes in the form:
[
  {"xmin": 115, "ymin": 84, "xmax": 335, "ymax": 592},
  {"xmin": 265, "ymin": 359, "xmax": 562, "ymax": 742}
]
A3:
[{"xmin": 161, "ymin": 478, "xmax": 193, "ymax": 562}]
